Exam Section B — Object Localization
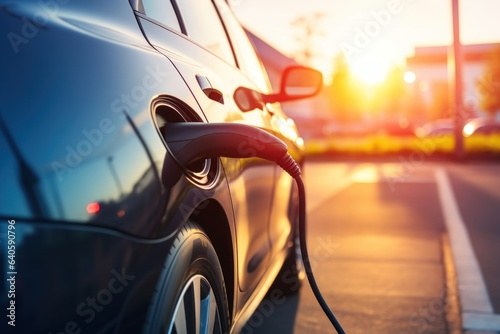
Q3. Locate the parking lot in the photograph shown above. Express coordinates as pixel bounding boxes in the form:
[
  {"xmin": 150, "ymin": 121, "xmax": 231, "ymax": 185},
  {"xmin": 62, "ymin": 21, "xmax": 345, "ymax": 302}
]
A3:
[{"xmin": 244, "ymin": 159, "xmax": 500, "ymax": 334}]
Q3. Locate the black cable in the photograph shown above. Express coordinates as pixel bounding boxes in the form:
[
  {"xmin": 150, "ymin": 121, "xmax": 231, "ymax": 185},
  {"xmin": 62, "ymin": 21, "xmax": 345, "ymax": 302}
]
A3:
[
  {"xmin": 279, "ymin": 154, "xmax": 346, "ymax": 334},
  {"xmin": 296, "ymin": 175, "xmax": 346, "ymax": 333}
]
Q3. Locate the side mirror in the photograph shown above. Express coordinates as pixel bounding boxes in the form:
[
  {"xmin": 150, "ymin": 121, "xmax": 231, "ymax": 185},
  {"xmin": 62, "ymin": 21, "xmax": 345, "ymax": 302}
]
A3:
[
  {"xmin": 233, "ymin": 66, "xmax": 323, "ymax": 112},
  {"xmin": 264, "ymin": 66, "xmax": 323, "ymax": 104}
]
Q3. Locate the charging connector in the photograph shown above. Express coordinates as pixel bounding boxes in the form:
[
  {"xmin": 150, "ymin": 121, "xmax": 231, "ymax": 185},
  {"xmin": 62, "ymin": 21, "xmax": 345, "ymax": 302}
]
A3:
[{"xmin": 163, "ymin": 122, "xmax": 346, "ymax": 333}]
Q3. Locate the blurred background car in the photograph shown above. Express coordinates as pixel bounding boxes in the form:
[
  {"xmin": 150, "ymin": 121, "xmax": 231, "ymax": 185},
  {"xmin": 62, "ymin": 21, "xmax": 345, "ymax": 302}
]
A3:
[
  {"xmin": 463, "ymin": 117, "xmax": 500, "ymax": 137},
  {"xmin": 415, "ymin": 119, "xmax": 455, "ymax": 138}
]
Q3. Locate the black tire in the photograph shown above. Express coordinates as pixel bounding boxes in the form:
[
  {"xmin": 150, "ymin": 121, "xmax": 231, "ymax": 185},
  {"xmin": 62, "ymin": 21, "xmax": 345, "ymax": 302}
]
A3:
[{"xmin": 145, "ymin": 222, "xmax": 230, "ymax": 334}]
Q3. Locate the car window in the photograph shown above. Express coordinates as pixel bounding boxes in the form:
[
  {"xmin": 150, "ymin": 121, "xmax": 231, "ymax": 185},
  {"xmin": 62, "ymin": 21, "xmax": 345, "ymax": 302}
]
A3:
[
  {"xmin": 175, "ymin": 0, "xmax": 236, "ymax": 66},
  {"xmin": 215, "ymin": 0, "xmax": 272, "ymax": 93},
  {"xmin": 142, "ymin": 0, "xmax": 181, "ymax": 32}
]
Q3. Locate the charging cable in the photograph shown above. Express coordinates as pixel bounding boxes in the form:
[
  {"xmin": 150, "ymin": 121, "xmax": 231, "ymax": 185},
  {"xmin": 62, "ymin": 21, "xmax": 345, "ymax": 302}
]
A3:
[
  {"xmin": 163, "ymin": 122, "xmax": 346, "ymax": 333},
  {"xmin": 279, "ymin": 154, "xmax": 346, "ymax": 334}
]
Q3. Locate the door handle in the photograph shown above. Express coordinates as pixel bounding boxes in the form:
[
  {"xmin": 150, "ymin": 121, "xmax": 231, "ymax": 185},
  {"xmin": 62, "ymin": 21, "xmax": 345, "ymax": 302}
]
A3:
[{"xmin": 196, "ymin": 75, "xmax": 224, "ymax": 104}]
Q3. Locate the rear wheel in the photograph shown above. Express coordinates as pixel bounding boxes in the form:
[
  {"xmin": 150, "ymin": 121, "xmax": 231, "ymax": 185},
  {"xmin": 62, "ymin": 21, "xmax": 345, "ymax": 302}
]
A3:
[
  {"xmin": 146, "ymin": 222, "xmax": 230, "ymax": 333},
  {"xmin": 169, "ymin": 274, "xmax": 224, "ymax": 333}
]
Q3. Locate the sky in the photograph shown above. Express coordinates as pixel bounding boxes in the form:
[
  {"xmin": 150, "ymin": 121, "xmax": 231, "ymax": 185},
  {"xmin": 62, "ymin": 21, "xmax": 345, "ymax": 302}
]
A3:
[{"xmin": 232, "ymin": 0, "xmax": 500, "ymax": 82}]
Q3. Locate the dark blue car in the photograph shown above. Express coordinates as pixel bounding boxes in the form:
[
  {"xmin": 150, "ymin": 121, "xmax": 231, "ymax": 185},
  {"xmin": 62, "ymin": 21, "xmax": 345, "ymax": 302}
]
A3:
[{"xmin": 0, "ymin": 0, "xmax": 322, "ymax": 333}]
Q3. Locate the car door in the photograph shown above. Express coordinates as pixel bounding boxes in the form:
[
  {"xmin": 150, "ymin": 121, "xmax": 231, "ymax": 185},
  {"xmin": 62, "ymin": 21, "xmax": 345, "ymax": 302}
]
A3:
[{"xmin": 131, "ymin": 0, "xmax": 277, "ymax": 298}]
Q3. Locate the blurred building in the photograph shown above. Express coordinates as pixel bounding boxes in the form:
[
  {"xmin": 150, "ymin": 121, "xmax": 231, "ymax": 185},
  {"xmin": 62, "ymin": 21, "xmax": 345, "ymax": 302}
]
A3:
[{"xmin": 406, "ymin": 43, "xmax": 499, "ymax": 120}]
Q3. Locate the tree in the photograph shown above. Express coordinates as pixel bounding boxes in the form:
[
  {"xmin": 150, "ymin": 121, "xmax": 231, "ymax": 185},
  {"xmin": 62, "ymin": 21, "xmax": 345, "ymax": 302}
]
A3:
[
  {"xmin": 290, "ymin": 12, "xmax": 325, "ymax": 66},
  {"xmin": 378, "ymin": 67, "xmax": 405, "ymax": 115},
  {"xmin": 326, "ymin": 55, "xmax": 354, "ymax": 120},
  {"xmin": 478, "ymin": 46, "xmax": 500, "ymax": 116}
]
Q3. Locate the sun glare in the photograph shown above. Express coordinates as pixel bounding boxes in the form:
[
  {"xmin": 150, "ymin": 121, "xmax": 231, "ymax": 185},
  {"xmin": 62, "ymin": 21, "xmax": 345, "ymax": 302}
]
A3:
[
  {"xmin": 350, "ymin": 60, "xmax": 388, "ymax": 85},
  {"xmin": 404, "ymin": 71, "xmax": 416, "ymax": 84}
]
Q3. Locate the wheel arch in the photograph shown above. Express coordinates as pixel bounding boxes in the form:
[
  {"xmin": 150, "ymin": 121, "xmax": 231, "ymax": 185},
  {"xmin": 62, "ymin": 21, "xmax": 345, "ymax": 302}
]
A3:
[{"xmin": 190, "ymin": 199, "xmax": 235, "ymax": 321}]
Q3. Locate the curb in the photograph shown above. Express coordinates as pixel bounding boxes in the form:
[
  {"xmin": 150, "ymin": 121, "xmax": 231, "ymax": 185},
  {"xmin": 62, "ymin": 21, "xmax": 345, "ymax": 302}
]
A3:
[{"xmin": 442, "ymin": 233, "xmax": 463, "ymax": 334}]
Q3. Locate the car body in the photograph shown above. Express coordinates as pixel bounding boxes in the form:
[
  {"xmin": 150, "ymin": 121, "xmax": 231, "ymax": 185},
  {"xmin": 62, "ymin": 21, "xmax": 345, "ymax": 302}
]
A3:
[
  {"xmin": 415, "ymin": 117, "xmax": 500, "ymax": 139},
  {"xmin": 463, "ymin": 117, "xmax": 500, "ymax": 137},
  {"xmin": 414, "ymin": 119, "xmax": 455, "ymax": 138},
  {"xmin": 0, "ymin": 0, "xmax": 321, "ymax": 333}
]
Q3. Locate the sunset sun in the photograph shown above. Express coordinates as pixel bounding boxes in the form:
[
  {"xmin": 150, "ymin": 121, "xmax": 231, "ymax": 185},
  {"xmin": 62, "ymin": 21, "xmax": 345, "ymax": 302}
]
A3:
[{"xmin": 349, "ymin": 59, "xmax": 389, "ymax": 85}]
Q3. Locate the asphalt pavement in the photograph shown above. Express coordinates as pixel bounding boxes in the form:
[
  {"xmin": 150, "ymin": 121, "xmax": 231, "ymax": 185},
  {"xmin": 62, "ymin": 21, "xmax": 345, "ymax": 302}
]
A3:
[{"xmin": 242, "ymin": 159, "xmax": 500, "ymax": 334}]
